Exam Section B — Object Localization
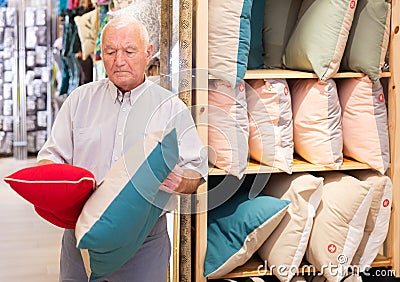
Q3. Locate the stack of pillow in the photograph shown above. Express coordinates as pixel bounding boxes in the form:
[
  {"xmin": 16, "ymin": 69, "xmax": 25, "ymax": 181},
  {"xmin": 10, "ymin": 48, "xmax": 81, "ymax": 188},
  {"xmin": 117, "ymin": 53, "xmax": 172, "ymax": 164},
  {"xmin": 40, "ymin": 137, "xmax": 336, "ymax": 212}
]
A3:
[
  {"xmin": 204, "ymin": 170, "xmax": 392, "ymax": 281},
  {"xmin": 207, "ymin": 0, "xmax": 391, "ymax": 176}
]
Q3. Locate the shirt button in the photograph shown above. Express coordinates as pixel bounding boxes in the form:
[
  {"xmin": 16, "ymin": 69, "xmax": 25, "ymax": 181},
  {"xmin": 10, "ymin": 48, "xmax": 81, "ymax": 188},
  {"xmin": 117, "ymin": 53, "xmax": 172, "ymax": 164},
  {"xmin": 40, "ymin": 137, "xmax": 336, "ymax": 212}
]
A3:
[
  {"xmin": 122, "ymin": 107, "xmax": 126, "ymax": 112},
  {"xmin": 114, "ymin": 156, "xmax": 118, "ymax": 161},
  {"xmin": 118, "ymin": 132, "xmax": 122, "ymax": 136}
]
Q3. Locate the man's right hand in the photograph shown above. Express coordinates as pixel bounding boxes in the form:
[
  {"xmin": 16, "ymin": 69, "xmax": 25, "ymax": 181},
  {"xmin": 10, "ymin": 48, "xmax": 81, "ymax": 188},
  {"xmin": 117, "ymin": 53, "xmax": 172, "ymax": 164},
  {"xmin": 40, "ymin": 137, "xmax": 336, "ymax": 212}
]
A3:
[{"xmin": 37, "ymin": 159, "xmax": 55, "ymax": 166}]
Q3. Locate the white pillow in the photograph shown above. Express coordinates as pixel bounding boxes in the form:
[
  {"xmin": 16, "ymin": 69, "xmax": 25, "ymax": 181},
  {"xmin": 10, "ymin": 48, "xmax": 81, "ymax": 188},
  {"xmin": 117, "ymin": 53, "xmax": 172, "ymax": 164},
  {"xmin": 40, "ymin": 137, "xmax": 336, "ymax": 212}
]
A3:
[
  {"xmin": 291, "ymin": 79, "xmax": 343, "ymax": 169},
  {"xmin": 259, "ymin": 173, "xmax": 323, "ymax": 282},
  {"xmin": 337, "ymin": 76, "xmax": 389, "ymax": 174},
  {"xmin": 208, "ymin": 79, "xmax": 249, "ymax": 179},
  {"xmin": 74, "ymin": 9, "xmax": 97, "ymax": 60},
  {"xmin": 347, "ymin": 170, "xmax": 392, "ymax": 270},
  {"xmin": 306, "ymin": 172, "xmax": 374, "ymax": 282},
  {"xmin": 246, "ymin": 79, "xmax": 293, "ymax": 173}
]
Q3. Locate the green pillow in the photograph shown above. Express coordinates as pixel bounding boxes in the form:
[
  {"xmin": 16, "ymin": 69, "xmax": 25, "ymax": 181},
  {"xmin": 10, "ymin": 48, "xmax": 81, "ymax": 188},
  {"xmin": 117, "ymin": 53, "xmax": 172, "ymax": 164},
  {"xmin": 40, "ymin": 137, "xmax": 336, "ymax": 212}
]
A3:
[
  {"xmin": 204, "ymin": 191, "xmax": 290, "ymax": 278},
  {"xmin": 284, "ymin": 0, "xmax": 357, "ymax": 80},
  {"xmin": 341, "ymin": 0, "xmax": 391, "ymax": 83},
  {"xmin": 262, "ymin": 0, "xmax": 302, "ymax": 69}
]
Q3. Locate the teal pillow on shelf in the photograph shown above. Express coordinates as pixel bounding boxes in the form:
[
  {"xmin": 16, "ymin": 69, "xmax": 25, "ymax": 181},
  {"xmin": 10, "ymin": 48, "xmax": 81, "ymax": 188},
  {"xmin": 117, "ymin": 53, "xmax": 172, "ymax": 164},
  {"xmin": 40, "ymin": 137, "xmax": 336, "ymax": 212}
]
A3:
[
  {"xmin": 204, "ymin": 191, "xmax": 290, "ymax": 279},
  {"xmin": 247, "ymin": 0, "xmax": 266, "ymax": 70},
  {"xmin": 75, "ymin": 128, "xmax": 178, "ymax": 281}
]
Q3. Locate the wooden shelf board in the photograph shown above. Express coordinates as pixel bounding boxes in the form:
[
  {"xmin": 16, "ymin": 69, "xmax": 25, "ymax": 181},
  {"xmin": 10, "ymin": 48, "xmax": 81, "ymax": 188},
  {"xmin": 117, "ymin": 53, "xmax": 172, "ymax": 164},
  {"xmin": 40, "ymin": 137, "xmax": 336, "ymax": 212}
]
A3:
[
  {"xmin": 208, "ymin": 70, "xmax": 391, "ymax": 80},
  {"xmin": 208, "ymin": 254, "xmax": 392, "ymax": 280},
  {"xmin": 242, "ymin": 69, "xmax": 391, "ymax": 80},
  {"xmin": 209, "ymin": 156, "xmax": 371, "ymax": 176}
]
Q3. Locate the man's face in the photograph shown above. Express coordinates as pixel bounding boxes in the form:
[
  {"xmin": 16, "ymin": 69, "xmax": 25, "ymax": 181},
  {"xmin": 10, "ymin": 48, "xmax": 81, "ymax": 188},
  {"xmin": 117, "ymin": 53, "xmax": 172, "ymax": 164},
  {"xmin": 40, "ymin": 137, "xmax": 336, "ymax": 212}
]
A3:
[{"xmin": 101, "ymin": 24, "xmax": 153, "ymax": 92}]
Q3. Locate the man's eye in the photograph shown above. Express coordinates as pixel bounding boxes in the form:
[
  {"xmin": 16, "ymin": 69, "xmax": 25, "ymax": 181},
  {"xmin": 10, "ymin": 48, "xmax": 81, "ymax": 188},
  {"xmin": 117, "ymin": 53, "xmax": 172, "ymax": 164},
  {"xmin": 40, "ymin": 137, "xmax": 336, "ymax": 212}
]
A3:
[{"xmin": 106, "ymin": 51, "xmax": 116, "ymax": 56}]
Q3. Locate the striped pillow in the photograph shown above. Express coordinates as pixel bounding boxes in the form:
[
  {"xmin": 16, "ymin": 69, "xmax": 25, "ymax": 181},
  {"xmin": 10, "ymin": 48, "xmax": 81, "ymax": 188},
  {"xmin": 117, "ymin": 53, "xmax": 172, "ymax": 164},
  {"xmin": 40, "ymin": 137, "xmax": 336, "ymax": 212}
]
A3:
[{"xmin": 75, "ymin": 128, "xmax": 179, "ymax": 281}]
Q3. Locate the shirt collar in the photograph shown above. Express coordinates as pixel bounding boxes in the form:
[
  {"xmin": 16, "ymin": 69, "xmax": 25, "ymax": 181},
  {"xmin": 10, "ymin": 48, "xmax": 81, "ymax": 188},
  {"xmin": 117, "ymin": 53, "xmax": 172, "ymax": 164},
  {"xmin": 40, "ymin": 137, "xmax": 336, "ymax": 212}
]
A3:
[{"xmin": 108, "ymin": 75, "xmax": 149, "ymax": 106}]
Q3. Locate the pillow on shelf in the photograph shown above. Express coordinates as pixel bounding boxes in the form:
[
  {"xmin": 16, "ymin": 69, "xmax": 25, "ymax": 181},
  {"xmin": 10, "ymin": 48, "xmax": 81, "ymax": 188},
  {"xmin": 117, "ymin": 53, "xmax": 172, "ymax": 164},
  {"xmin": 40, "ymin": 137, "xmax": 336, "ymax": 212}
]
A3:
[
  {"xmin": 283, "ymin": 0, "xmax": 357, "ymax": 80},
  {"xmin": 3, "ymin": 163, "xmax": 95, "ymax": 229},
  {"xmin": 204, "ymin": 191, "xmax": 290, "ymax": 278},
  {"xmin": 112, "ymin": 0, "xmax": 136, "ymax": 10},
  {"xmin": 337, "ymin": 76, "xmax": 389, "ymax": 174},
  {"xmin": 262, "ymin": 0, "xmax": 302, "ymax": 69},
  {"xmin": 208, "ymin": 79, "xmax": 249, "ymax": 179},
  {"xmin": 75, "ymin": 128, "xmax": 178, "ymax": 281},
  {"xmin": 247, "ymin": 0, "xmax": 266, "ymax": 70},
  {"xmin": 246, "ymin": 79, "xmax": 293, "ymax": 173},
  {"xmin": 258, "ymin": 173, "xmax": 324, "ymax": 282},
  {"xmin": 208, "ymin": 0, "xmax": 253, "ymax": 87},
  {"xmin": 290, "ymin": 79, "xmax": 343, "ymax": 169},
  {"xmin": 108, "ymin": 0, "xmax": 161, "ymax": 62},
  {"xmin": 347, "ymin": 170, "xmax": 392, "ymax": 270},
  {"xmin": 341, "ymin": 0, "xmax": 391, "ymax": 83},
  {"xmin": 306, "ymin": 171, "xmax": 374, "ymax": 282},
  {"xmin": 74, "ymin": 8, "xmax": 97, "ymax": 60}
]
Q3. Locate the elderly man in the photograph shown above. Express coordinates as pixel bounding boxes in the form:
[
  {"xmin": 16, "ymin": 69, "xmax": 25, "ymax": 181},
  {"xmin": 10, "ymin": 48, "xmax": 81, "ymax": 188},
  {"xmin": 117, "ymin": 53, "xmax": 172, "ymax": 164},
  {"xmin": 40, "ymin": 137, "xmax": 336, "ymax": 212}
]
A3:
[{"xmin": 37, "ymin": 14, "xmax": 207, "ymax": 281}]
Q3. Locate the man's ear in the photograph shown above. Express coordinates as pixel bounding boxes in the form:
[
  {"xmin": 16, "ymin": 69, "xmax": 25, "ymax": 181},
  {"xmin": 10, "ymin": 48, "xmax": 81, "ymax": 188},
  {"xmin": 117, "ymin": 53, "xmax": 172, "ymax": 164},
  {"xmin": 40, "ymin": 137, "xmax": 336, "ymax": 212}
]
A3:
[{"xmin": 146, "ymin": 44, "xmax": 154, "ymax": 63}]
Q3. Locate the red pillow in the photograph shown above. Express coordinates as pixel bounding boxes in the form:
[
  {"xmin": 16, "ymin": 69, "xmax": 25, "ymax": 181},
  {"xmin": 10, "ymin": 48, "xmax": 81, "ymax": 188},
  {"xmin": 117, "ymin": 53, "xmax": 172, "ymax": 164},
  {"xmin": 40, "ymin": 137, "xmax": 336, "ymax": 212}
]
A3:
[{"xmin": 3, "ymin": 163, "xmax": 95, "ymax": 229}]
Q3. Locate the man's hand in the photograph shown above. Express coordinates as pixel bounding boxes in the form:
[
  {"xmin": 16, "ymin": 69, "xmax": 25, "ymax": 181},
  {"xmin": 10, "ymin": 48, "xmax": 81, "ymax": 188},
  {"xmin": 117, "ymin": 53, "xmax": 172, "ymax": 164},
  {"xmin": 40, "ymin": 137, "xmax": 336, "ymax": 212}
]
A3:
[
  {"xmin": 159, "ymin": 165, "xmax": 203, "ymax": 194},
  {"xmin": 37, "ymin": 159, "xmax": 55, "ymax": 166}
]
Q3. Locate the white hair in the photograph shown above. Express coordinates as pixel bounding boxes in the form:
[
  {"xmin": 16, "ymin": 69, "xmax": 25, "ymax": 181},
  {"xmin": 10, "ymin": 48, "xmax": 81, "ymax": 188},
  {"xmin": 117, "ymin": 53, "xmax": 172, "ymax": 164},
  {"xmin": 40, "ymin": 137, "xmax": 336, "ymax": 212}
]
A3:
[{"xmin": 100, "ymin": 14, "xmax": 150, "ymax": 48}]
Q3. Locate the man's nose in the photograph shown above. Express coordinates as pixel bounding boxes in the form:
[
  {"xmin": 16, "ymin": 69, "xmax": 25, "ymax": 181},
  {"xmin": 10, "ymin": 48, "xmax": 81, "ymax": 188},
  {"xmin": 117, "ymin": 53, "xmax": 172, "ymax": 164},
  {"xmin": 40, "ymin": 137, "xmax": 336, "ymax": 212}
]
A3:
[{"xmin": 114, "ymin": 51, "xmax": 126, "ymax": 65}]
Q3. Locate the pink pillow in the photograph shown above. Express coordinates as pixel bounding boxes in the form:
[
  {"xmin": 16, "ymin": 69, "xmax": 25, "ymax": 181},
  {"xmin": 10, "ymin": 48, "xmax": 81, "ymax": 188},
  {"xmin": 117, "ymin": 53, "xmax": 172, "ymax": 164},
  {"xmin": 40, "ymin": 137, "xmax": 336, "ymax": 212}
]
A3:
[
  {"xmin": 337, "ymin": 76, "xmax": 389, "ymax": 174},
  {"xmin": 3, "ymin": 163, "xmax": 95, "ymax": 228},
  {"xmin": 246, "ymin": 79, "xmax": 293, "ymax": 173},
  {"xmin": 208, "ymin": 79, "xmax": 249, "ymax": 179},
  {"xmin": 291, "ymin": 79, "xmax": 343, "ymax": 168}
]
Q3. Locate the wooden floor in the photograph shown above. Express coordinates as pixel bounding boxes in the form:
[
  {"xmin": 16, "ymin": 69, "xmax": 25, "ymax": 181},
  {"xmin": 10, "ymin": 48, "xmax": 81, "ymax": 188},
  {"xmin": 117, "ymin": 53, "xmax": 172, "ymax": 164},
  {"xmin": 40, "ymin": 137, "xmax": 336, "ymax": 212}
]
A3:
[{"xmin": 0, "ymin": 157, "xmax": 63, "ymax": 282}]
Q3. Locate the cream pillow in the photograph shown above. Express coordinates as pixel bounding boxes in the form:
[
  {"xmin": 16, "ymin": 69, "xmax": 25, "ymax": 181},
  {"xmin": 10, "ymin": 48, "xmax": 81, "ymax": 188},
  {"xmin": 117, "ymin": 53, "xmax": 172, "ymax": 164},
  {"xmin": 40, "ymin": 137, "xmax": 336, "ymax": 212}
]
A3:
[
  {"xmin": 208, "ymin": 79, "xmax": 249, "ymax": 179},
  {"xmin": 306, "ymin": 172, "xmax": 374, "ymax": 282},
  {"xmin": 347, "ymin": 170, "xmax": 392, "ymax": 270},
  {"xmin": 246, "ymin": 79, "xmax": 293, "ymax": 173},
  {"xmin": 337, "ymin": 76, "xmax": 389, "ymax": 174},
  {"xmin": 208, "ymin": 0, "xmax": 253, "ymax": 87},
  {"xmin": 74, "ymin": 9, "xmax": 97, "ymax": 60},
  {"xmin": 258, "ymin": 173, "xmax": 324, "ymax": 282},
  {"xmin": 291, "ymin": 79, "xmax": 343, "ymax": 169}
]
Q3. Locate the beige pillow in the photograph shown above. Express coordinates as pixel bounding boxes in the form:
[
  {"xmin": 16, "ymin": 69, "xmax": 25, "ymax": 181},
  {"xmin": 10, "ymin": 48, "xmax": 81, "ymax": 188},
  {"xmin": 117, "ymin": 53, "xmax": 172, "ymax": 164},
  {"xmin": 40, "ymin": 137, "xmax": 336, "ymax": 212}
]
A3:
[
  {"xmin": 246, "ymin": 79, "xmax": 293, "ymax": 173},
  {"xmin": 291, "ymin": 79, "xmax": 343, "ymax": 169},
  {"xmin": 347, "ymin": 170, "xmax": 392, "ymax": 270},
  {"xmin": 337, "ymin": 76, "xmax": 389, "ymax": 174},
  {"xmin": 258, "ymin": 173, "xmax": 324, "ymax": 282},
  {"xmin": 208, "ymin": 79, "xmax": 249, "ymax": 179},
  {"xmin": 306, "ymin": 172, "xmax": 374, "ymax": 282},
  {"xmin": 74, "ymin": 9, "xmax": 97, "ymax": 60}
]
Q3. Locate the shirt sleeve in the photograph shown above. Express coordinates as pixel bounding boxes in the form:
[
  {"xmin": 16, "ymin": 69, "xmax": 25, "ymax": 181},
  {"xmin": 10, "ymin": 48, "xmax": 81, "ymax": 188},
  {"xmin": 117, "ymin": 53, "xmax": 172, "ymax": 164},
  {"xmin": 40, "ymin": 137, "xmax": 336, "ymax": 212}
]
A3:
[
  {"xmin": 172, "ymin": 98, "xmax": 208, "ymax": 181},
  {"xmin": 37, "ymin": 97, "xmax": 74, "ymax": 164}
]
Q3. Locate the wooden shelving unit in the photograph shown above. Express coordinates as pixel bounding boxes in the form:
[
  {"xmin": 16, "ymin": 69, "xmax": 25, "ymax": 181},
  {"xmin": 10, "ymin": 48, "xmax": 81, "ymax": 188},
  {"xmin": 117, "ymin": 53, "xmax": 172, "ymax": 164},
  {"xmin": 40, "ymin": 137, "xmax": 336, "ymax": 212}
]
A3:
[{"xmin": 194, "ymin": 0, "xmax": 400, "ymax": 281}]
